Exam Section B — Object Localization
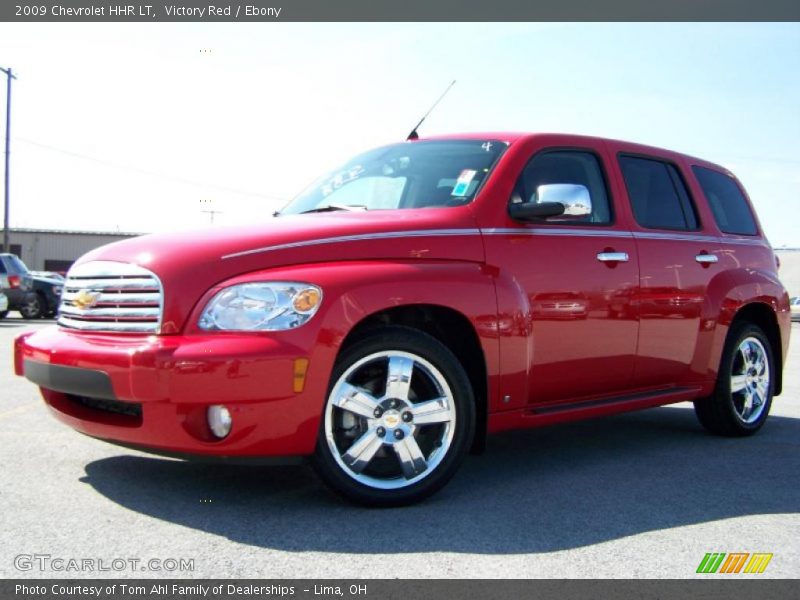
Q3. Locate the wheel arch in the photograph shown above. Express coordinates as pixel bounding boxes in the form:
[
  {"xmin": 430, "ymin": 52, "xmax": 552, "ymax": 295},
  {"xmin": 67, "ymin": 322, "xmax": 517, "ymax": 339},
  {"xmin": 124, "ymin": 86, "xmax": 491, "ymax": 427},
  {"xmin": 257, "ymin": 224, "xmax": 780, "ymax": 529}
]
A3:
[
  {"xmin": 729, "ymin": 302, "xmax": 784, "ymax": 396},
  {"xmin": 705, "ymin": 266, "xmax": 789, "ymax": 397},
  {"xmin": 339, "ymin": 304, "xmax": 489, "ymax": 454}
]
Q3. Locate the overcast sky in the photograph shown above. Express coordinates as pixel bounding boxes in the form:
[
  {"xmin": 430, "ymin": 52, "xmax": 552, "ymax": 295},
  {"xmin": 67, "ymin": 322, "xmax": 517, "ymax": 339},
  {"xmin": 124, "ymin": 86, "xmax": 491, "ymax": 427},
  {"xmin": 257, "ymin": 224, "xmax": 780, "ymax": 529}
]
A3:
[{"xmin": 0, "ymin": 23, "xmax": 799, "ymax": 245}]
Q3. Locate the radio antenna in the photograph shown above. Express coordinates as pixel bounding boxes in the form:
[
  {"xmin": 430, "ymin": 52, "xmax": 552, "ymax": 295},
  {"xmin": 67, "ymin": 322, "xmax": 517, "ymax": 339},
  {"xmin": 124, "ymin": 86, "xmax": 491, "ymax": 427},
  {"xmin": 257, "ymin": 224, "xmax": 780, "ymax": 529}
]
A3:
[{"xmin": 406, "ymin": 80, "xmax": 456, "ymax": 141}]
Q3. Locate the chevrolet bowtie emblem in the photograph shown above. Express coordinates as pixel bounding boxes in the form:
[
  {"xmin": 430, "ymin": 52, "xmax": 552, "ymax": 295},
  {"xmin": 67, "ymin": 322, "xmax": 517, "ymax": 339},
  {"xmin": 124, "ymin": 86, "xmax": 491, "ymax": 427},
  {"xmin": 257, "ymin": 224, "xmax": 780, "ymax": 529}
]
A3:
[{"xmin": 73, "ymin": 290, "xmax": 101, "ymax": 310}]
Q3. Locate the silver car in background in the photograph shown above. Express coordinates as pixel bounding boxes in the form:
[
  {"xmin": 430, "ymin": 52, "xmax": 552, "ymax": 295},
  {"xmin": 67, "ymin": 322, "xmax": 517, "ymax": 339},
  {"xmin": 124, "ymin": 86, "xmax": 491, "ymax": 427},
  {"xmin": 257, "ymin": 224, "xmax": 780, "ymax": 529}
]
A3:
[
  {"xmin": 0, "ymin": 274, "xmax": 9, "ymax": 314},
  {"xmin": 791, "ymin": 297, "xmax": 800, "ymax": 322}
]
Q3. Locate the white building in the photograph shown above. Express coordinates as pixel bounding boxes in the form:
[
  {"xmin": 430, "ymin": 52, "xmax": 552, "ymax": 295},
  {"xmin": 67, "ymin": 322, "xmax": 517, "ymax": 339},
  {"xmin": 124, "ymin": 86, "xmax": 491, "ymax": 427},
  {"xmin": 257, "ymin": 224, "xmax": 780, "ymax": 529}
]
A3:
[{"xmin": 6, "ymin": 228, "xmax": 143, "ymax": 272}]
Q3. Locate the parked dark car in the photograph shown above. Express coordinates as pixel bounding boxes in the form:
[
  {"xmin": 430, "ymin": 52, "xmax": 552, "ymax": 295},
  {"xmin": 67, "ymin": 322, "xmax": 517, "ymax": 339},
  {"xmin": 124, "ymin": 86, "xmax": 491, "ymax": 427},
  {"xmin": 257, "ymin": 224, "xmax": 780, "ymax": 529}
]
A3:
[
  {"xmin": 29, "ymin": 273, "xmax": 63, "ymax": 318},
  {"xmin": 0, "ymin": 254, "xmax": 63, "ymax": 319},
  {"xmin": 0, "ymin": 253, "xmax": 37, "ymax": 319}
]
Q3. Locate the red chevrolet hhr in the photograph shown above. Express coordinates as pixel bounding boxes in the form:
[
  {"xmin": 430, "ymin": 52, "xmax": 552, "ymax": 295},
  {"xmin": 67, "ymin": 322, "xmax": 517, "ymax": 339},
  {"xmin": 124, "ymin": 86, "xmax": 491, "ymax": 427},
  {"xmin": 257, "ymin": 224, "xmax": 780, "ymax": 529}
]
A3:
[{"xmin": 15, "ymin": 133, "xmax": 791, "ymax": 505}]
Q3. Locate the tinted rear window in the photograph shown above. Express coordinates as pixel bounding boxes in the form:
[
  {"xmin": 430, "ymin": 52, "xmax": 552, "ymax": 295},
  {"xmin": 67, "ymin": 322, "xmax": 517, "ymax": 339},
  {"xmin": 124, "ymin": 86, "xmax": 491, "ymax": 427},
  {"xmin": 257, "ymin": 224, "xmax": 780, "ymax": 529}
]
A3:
[
  {"xmin": 692, "ymin": 166, "xmax": 758, "ymax": 235},
  {"xmin": 619, "ymin": 156, "xmax": 698, "ymax": 230}
]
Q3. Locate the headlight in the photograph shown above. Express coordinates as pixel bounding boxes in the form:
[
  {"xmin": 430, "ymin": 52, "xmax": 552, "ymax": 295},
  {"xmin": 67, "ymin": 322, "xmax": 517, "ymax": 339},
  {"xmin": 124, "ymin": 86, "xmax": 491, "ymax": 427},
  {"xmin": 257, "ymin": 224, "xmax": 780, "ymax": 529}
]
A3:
[
  {"xmin": 198, "ymin": 282, "xmax": 322, "ymax": 331},
  {"xmin": 52, "ymin": 285, "xmax": 63, "ymax": 295}
]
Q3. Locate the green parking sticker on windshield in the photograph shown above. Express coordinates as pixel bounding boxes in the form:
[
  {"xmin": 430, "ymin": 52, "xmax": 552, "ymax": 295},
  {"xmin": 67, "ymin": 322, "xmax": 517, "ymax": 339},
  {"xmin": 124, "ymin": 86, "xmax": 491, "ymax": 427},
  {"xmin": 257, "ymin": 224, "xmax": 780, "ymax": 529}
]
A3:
[{"xmin": 452, "ymin": 169, "xmax": 477, "ymax": 196}]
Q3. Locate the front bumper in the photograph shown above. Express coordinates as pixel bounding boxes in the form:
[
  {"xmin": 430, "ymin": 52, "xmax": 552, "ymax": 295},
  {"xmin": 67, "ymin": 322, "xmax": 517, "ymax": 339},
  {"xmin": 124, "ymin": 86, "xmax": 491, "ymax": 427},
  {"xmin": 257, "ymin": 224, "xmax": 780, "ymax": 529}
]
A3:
[{"xmin": 15, "ymin": 326, "xmax": 331, "ymax": 457}]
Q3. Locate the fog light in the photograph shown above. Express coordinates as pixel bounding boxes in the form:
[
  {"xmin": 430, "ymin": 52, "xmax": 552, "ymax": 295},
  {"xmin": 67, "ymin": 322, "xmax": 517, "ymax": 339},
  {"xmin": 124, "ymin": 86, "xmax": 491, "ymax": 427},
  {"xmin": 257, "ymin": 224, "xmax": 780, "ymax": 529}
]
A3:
[{"xmin": 207, "ymin": 405, "xmax": 232, "ymax": 439}]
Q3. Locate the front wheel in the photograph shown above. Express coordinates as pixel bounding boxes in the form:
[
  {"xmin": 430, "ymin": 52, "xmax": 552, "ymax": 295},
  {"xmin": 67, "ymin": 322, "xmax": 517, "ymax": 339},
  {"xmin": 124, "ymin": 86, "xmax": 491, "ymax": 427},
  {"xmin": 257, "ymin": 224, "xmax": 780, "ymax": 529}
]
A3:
[
  {"xmin": 313, "ymin": 326, "xmax": 475, "ymax": 506},
  {"xmin": 19, "ymin": 294, "xmax": 45, "ymax": 320},
  {"xmin": 694, "ymin": 322, "xmax": 774, "ymax": 436}
]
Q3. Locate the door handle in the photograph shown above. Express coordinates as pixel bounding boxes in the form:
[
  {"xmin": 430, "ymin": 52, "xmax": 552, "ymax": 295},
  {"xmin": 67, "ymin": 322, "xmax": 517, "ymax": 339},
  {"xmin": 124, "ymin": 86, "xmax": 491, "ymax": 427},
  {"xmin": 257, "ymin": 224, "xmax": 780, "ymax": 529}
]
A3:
[
  {"xmin": 597, "ymin": 252, "xmax": 629, "ymax": 263},
  {"xmin": 695, "ymin": 253, "xmax": 719, "ymax": 264}
]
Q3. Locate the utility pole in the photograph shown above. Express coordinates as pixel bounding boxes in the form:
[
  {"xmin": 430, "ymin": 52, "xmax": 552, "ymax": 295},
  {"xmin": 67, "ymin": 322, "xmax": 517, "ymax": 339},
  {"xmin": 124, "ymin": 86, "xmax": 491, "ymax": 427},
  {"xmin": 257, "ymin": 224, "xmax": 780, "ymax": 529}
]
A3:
[
  {"xmin": 1, "ymin": 67, "xmax": 15, "ymax": 253},
  {"xmin": 199, "ymin": 198, "xmax": 222, "ymax": 225}
]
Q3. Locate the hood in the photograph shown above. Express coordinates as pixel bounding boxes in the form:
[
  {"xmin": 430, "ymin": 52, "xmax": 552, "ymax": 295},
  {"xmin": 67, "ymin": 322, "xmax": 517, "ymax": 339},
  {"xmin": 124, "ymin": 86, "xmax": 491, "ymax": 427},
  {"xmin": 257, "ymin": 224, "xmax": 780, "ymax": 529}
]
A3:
[
  {"xmin": 32, "ymin": 275, "xmax": 64, "ymax": 285},
  {"xmin": 77, "ymin": 208, "xmax": 484, "ymax": 333}
]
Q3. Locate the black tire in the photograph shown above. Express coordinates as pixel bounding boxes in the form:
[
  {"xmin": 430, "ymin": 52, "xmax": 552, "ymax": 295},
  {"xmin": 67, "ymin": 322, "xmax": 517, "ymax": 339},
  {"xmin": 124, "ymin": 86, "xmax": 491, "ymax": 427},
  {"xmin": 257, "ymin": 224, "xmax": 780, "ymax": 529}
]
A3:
[
  {"xmin": 313, "ymin": 326, "xmax": 475, "ymax": 507},
  {"xmin": 694, "ymin": 321, "xmax": 774, "ymax": 436},
  {"xmin": 19, "ymin": 293, "xmax": 45, "ymax": 320},
  {"xmin": 0, "ymin": 310, "xmax": 7, "ymax": 319}
]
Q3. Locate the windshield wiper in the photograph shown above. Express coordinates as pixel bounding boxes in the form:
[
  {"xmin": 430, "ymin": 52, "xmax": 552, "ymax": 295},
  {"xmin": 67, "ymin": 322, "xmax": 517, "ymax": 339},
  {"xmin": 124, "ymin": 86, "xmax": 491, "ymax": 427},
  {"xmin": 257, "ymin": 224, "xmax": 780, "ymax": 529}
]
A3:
[{"xmin": 299, "ymin": 204, "xmax": 368, "ymax": 214}]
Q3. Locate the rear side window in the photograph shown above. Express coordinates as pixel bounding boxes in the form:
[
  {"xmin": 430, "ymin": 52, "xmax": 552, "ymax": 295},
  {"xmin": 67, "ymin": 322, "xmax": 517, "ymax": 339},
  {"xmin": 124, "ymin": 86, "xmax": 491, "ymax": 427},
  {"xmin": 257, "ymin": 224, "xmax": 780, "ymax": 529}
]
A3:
[
  {"xmin": 692, "ymin": 166, "xmax": 758, "ymax": 235},
  {"xmin": 8, "ymin": 255, "xmax": 29, "ymax": 274},
  {"xmin": 619, "ymin": 156, "xmax": 699, "ymax": 230}
]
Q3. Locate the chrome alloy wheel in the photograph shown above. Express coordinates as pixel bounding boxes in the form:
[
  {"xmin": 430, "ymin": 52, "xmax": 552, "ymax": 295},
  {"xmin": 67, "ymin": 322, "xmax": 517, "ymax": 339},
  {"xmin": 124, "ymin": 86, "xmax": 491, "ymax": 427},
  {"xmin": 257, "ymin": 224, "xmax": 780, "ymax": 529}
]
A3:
[
  {"xmin": 324, "ymin": 351, "xmax": 456, "ymax": 490},
  {"xmin": 730, "ymin": 336, "xmax": 770, "ymax": 424}
]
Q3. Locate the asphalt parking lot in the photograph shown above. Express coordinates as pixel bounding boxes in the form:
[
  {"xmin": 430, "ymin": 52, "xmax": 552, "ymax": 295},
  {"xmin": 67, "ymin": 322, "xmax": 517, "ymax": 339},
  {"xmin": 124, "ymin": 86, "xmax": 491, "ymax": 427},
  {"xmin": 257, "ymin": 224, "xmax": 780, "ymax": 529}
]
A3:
[{"xmin": 1, "ymin": 316, "xmax": 798, "ymax": 579}]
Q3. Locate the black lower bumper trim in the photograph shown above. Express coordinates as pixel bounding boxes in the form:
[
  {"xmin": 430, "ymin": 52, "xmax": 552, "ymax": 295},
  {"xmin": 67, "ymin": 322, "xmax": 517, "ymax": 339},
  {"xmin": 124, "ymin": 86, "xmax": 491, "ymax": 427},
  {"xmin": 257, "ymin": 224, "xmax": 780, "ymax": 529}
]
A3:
[{"xmin": 24, "ymin": 359, "xmax": 116, "ymax": 400}]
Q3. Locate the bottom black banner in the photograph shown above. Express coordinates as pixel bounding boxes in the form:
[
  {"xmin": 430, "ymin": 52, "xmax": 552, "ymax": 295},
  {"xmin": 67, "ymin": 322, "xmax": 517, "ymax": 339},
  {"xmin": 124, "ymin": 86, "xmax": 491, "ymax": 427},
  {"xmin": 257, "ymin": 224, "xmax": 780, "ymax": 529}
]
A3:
[{"xmin": 3, "ymin": 579, "xmax": 798, "ymax": 600}]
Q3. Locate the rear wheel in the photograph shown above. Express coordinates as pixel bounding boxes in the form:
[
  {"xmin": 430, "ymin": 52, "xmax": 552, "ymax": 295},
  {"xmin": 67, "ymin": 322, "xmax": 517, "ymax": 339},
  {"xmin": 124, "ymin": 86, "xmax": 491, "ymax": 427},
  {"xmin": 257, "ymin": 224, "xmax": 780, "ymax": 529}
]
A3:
[
  {"xmin": 694, "ymin": 322, "xmax": 774, "ymax": 436},
  {"xmin": 313, "ymin": 326, "xmax": 475, "ymax": 506}
]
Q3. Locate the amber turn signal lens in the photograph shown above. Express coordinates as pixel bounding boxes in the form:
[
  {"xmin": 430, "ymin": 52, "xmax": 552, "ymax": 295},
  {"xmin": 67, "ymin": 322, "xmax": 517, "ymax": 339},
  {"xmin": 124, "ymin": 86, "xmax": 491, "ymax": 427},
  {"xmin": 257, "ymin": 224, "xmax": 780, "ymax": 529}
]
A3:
[
  {"xmin": 292, "ymin": 288, "xmax": 321, "ymax": 313},
  {"xmin": 293, "ymin": 358, "xmax": 310, "ymax": 393}
]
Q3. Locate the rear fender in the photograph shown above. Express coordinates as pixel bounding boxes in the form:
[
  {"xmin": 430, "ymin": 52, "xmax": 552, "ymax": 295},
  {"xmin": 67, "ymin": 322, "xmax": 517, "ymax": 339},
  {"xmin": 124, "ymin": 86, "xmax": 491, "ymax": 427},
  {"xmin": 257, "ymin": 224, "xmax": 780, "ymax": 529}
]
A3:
[{"xmin": 704, "ymin": 267, "xmax": 790, "ymax": 391}]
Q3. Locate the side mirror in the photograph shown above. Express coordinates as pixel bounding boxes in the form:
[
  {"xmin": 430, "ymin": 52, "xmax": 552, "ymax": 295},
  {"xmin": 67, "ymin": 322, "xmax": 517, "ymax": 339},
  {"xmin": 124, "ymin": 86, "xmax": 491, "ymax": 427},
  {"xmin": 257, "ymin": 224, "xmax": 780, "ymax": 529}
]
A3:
[{"xmin": 508, "ymin": 183, "xmax": 592, "ymax": 222}]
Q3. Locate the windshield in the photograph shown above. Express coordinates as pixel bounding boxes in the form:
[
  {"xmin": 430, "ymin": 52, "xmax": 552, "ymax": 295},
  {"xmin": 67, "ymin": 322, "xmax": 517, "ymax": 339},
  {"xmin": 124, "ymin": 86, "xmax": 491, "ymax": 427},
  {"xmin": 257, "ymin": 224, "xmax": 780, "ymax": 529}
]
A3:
[{"xmin": 279, "ymin": 140, "xmax": 507, "ymax": 215}]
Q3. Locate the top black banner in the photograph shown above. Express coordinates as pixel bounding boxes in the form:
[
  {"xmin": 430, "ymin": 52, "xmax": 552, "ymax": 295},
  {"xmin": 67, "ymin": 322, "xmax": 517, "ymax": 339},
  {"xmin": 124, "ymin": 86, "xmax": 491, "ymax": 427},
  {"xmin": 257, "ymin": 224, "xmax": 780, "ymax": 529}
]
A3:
[{"xmin": 3, "ymin": 0, "xmax": 800, "ymax": 22}]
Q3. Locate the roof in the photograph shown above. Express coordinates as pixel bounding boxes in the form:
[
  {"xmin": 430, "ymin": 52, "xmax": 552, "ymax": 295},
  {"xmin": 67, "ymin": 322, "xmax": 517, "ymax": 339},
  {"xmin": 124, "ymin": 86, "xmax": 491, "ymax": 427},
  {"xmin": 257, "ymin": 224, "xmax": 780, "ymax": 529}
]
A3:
[
  {"xmin": 419, "ymin": 131, "xmax": 531, "ymax": 143},
  {"xmin": 418, "ymin": 131, "xmax": 728, "ymax": 173}
]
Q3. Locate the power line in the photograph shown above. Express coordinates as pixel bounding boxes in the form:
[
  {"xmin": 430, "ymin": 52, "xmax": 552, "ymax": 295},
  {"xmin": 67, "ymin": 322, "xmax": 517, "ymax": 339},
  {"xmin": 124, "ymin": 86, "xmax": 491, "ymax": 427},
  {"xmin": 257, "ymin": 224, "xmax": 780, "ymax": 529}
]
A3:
[{"xmin": 14, "ymin": 137, "xmax": 289, "ymax": 201}]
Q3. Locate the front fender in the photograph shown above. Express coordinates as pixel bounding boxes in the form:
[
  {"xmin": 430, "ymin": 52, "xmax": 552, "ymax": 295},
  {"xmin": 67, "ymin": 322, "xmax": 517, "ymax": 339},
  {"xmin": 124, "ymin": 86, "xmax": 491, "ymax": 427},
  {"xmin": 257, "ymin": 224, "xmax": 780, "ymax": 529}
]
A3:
[{"xmin": 185, "ymin": 260, "xmax": 502, "ymax": 449}]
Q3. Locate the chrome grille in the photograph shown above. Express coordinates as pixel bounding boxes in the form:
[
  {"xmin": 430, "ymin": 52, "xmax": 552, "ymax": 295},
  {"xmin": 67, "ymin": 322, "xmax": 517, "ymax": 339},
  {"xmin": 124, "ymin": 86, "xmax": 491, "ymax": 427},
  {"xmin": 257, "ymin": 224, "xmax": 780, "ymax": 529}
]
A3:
[{"xmin": 58, "ymin": 261, "xmax": 163, "ymax": 333}]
